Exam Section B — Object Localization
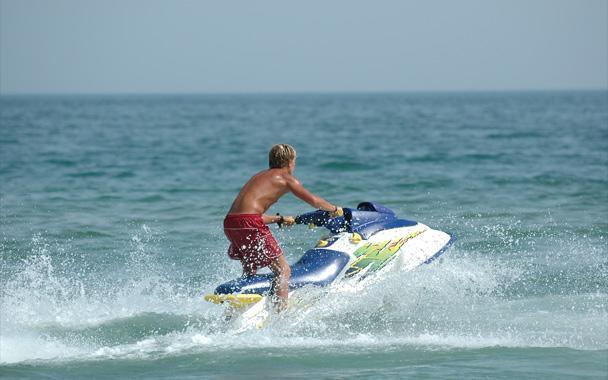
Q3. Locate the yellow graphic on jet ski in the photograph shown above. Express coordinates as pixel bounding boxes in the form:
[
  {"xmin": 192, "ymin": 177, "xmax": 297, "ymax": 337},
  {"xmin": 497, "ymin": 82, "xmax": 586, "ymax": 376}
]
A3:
[{"xmin": 345, "ymin": 229, "xmax": 426, "ymax": 278}]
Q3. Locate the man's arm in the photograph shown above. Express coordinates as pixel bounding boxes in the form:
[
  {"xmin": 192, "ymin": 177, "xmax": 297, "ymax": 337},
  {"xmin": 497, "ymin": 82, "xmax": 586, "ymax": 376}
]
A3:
[
  {"xmin": 286, "ymin": 176, "xmax": 338, "ymax": 212},
  {"xmin": 262, "ymin": 214, "xmax": 295, "ymax": 225},
  {"xmin": 262, "ymin": 214, "xmax": 282, "ymax": 224}
]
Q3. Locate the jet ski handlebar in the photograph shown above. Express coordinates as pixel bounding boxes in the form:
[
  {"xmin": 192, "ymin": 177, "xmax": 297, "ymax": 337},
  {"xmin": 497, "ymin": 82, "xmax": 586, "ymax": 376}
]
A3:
[{"xmin": 295, "ymin": 208, "xmax": 352, "ymax": 227}]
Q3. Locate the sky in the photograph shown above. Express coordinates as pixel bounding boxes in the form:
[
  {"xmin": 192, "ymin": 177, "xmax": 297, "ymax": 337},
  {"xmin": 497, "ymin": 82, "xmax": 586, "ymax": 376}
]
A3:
[{"xmin": 1, "ymin": 0, "xmax": 607, "ymax": 94}]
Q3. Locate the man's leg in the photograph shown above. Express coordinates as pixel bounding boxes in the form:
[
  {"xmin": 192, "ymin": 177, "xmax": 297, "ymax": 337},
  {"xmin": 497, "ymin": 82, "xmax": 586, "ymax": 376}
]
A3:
[
  {"xmin": 240, "ymin": 260, "xmax": 257, "ymax": 277},
  {"xmin": 267, "ymin": 254, "xmax": 291, "ymax": 312}
]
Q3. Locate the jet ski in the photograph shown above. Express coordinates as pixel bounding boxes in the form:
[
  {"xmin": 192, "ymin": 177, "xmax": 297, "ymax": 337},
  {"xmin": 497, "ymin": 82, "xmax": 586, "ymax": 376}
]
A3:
[{"xmin": 204, "ymin": 202, "xmax": 455, "ymax": 330}]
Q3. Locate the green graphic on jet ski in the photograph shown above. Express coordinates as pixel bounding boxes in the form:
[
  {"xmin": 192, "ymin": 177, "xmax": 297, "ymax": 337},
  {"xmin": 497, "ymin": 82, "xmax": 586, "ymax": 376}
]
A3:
[{"xmin": 345, "ymin": 230, "xmax": 426, "ymax": 278}]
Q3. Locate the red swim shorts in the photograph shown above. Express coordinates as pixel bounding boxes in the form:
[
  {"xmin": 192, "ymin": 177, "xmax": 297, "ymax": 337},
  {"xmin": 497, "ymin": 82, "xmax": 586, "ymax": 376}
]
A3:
[{"xmin": 223, "ymin": 214, "xmax": 283, "ymax": 271}]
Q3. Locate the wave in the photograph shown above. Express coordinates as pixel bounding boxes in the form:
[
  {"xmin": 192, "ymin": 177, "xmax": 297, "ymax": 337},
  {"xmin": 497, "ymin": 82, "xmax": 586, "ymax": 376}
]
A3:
[{"xmin": 1, "ymin": 224, "xmax": 606, "ymax": 365}]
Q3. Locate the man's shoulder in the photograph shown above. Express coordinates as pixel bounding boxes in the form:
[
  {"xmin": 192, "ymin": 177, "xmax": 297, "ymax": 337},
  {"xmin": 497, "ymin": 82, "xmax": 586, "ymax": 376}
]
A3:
[
  {"xmin": 266, "ymin": 169, "xmax": 299, "ymax": 187},
  {"xmin": 282, "ymin": 173, "xmax": 301, "ymax": 189}
]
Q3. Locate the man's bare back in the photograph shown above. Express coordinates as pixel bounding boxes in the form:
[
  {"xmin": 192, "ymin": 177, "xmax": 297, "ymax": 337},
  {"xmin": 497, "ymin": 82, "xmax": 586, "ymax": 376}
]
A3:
[
  {"xmin": 228, "ymin": 169, "xmax": 291, "ymax": 215},
  {"xmin": 228, "ymin": 164, "xmax": 338, "ymax": 222}
]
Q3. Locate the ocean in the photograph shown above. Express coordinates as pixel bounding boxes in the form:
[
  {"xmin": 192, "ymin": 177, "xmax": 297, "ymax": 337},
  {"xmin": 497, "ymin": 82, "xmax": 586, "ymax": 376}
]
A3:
[{"xmin": 1, "ymin": 91, "xmax": 607, "ymax": 379}]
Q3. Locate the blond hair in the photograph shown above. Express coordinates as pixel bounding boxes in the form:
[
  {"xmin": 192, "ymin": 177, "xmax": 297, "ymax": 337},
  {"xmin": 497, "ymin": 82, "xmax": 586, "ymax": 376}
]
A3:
[{"xmin": 269, "ymin": 144, "xmax": 296, "ymax": 168}]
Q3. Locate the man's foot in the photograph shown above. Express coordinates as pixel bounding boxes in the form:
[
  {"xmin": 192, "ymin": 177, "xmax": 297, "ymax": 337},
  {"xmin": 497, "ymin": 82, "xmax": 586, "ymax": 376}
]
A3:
[{"xmin": 270, "ymin": 293, "xmax": 288, "ymax": 313}]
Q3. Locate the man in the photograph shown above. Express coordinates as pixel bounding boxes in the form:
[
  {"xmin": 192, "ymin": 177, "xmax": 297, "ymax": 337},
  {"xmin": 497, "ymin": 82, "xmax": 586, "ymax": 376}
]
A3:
[{"xmin": 224, "ymin": 144, "xmax": 342, "ymax": 311}]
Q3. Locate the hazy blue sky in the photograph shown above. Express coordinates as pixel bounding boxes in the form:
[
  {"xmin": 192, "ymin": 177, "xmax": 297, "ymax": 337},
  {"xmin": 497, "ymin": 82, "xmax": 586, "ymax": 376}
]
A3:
[{"xmin": 1, "ymin": 0, "xmax": 606, "ymax": 94}]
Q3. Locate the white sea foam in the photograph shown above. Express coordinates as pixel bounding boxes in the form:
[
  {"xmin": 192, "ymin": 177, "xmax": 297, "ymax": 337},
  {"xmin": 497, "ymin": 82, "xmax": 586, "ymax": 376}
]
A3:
[{"xmin": 1, "ymin": 226, "xmax": 607, "ymax": 364}]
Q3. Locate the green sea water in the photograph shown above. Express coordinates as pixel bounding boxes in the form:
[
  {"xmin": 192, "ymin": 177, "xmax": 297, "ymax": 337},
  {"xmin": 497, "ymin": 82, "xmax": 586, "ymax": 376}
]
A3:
[{"xmin": 1, "ymin": 92, "xmax": 607, "ymax": 379}]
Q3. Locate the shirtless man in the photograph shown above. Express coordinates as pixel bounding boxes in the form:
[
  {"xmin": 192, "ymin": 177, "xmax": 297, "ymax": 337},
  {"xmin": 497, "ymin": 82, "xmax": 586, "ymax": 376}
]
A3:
[{"xmin": 224, "ymin": 144, "xmax": 342, "ymax": 311}]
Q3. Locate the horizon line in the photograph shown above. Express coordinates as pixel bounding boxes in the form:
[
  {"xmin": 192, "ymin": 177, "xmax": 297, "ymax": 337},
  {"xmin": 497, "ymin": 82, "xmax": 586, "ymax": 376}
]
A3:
[{"xmin": 1, "ymin": 87, "xmax": 607, "ymax": 97}]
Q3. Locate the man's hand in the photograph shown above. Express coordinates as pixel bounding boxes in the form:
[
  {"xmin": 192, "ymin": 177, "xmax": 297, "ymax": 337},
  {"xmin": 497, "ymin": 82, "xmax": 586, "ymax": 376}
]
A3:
[
  {"xmin": 282, "ymin": 216, "xmax": 296, "ymax": 226},
  {"xmin": 329, "ymin": 206, "xmax": 343, "ymax": 218}
]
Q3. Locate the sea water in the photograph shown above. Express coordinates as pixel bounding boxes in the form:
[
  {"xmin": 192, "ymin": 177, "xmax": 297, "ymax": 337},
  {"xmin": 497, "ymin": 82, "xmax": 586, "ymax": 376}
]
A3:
[{"xmin": 1, "ymin": 92, "xmax": 606, "ymax": 379}]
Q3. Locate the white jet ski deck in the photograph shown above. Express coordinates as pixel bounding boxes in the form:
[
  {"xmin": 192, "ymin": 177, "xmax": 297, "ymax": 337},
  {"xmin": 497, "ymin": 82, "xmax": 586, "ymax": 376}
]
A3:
[{"xmin": 205, "ymin": 202, "xmax": 455, "ymax": 319}]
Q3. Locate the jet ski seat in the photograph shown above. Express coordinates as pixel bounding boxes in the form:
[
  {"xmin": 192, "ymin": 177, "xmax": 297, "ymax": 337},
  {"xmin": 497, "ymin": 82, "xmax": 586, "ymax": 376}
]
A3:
[{"xmin": 214, "ymin": 249, "xmax": 350, "ymax": 295}]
